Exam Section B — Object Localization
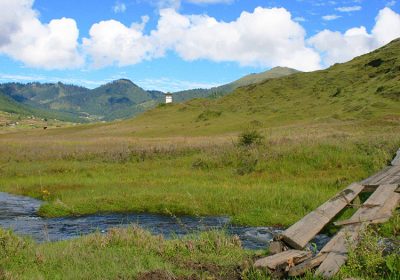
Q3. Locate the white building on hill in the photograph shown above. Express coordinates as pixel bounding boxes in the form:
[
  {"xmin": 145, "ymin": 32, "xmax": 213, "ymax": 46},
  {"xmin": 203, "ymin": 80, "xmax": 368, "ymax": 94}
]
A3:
[{"xmin": 165, "ymin": 93, "xmax": 173, "ymax": 104}]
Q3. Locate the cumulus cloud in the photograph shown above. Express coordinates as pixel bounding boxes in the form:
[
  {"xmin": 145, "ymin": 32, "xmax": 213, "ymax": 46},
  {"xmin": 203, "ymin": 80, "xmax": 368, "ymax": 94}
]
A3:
[
  {"xmin": 84, "ymin": 7, "xmax": 321, "ymax": 71},
  {"xmin": 309, "ymin": 7, "xmax": 400, "ymax": 67},
  {"xmin": 0, "ymin": 0, "xmax": 83, "ymax": 69},
  {"xmin": 83, "ymin": 16, "xmax": 152, "ymax": 68}
]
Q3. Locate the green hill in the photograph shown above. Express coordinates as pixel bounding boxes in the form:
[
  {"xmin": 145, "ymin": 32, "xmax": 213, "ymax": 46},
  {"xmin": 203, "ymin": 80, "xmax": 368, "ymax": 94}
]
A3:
[
  {"xmin": 172, "ymin": 66, "xmax": 299, "ymax": 102},
  {"xmin": 0, "ymin": 80, "xmax": 162, "ymax": 121},
  {"xmin": 57, "ymin": 79, "xmax": 162, "ymax": 120},
  {"xmin": 0, "ymin": 91, "xmax": 33, "ymax": 115},
  {"xmin": 98, "ymin": 38, "xmax": 400, "ymax": 137},
  {"xmin": 0, "ymin": 90, "xmax": 81, "ymax": 123}
]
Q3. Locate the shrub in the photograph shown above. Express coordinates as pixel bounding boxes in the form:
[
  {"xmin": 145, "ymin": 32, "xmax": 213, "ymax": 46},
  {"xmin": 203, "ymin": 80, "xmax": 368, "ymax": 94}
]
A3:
[
  {"xmin": 339, "ymin": 221, "xmax": 400, "ymax": 279},
  {"xmin": 238, "ymin": 130, "xmax": 264, "ymax": 147}
]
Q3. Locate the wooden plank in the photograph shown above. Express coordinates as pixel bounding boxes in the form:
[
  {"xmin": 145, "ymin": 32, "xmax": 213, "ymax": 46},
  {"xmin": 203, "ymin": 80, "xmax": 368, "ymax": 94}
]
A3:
[
  {"xmin": 370, "ymin": 191, "xmax": 400, "ymax": 224},
  {"xmin": 375, "ymin": 166, "xmax": 400, "ymax": 185},
  {"xmin": 254, "ymin": 250, "xmax": 312, "ymax": 270},
  {"xmin": 316, "ymin": 224, "xmax": 361, "ymax": 278},
  {"xmin": 288, "ymin": 254, "xmax": 327, "ymax": 277},
  {"xmin": 334, "ymin": 215, "xmax": 392, "ymax": 226},
  {"xmin": 361, "ymin": 166, "xmax": 393, "ymax": 186},
  {"xmin": 339, "ymin": 184, "xmax": 398, "ymax": 225},
  {"xmin": 280, "ymin": 183, "xmax": 364, "ymax": 249},
  {"xmin": 316, "ymin": 184, "xmax": 399, "ymax": 278},
  {"xmin": 391, "ymin": 149, "xmax": 400, "ymax": 166},
  {"xmin": 385, "ymin": 168, "xmax": 400, "ymax": 184}
]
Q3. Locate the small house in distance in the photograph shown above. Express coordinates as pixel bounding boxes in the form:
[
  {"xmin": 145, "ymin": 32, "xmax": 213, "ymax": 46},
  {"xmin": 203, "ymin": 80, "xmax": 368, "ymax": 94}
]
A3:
[{"xmin": 165, "ymin": 92, "xmax": 173, "ymax": 104}]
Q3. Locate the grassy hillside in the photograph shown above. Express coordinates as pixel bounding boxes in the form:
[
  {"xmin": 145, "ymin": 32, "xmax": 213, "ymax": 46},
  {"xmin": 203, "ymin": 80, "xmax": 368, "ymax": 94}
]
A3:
[
  {"xmin": 122, "ymin": 38, "xmax": 400, "ymax": 136},
  {"xmin": 172, "ymin": 67, "xmax": 299, "ymax": 102}
]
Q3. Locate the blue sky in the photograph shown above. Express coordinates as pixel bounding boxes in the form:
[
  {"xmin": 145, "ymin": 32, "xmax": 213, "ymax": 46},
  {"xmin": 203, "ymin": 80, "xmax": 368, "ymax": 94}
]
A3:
[{"xmin": 0, "ymin": 0, "xmax": 399, "ymax": 91}]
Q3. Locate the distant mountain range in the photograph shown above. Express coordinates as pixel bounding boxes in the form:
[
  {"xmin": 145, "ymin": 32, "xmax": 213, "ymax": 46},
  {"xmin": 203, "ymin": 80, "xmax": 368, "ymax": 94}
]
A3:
[{"xmin": 0, "ymin": 67, "xmax": 299, "ymax": 122}]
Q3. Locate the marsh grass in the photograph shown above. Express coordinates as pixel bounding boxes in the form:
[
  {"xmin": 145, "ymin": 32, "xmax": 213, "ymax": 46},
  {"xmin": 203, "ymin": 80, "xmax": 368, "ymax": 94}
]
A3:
[
  {"xmin": 0, "ymin": 120, "xmax": 398, "ymax": 226},
  {"xmin": 0, "ymin": 226, "xmax": 250, "ymax": 280}
]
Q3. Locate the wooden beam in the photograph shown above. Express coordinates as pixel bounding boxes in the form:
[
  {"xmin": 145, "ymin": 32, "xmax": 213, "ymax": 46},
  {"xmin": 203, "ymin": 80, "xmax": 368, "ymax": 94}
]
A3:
[
  {"xmin": 391, "ymin": 148, "xmax": 400, "ymax": 166},
  {"xmin": 316, "ymin": 224, "xmax": 361, "ymax": 278},
  {"xmin": 288, "ymin": 254, "xmax": 327, "ymax": 277},
  {"xmin": 254, "ymin": 250, "xmax": 312, "ymax": 270},
  {"xmin": 331, "ymin": 184, "xmax": 399, "ymax": 227},
  {"xmin": 334, "ymin": 215, "xmax": 392, "ymax": 226},
  {"xmin": 280, "ymin": 183, "xmax": 364, "ymax": 249},
  {"xmin": 361, "ymin": 166, "xmax": 400, "ymax": 186},
  {"xmin": 361, "ymin": 166, "xmax": 393, "ymax": 186},
  {"xmin": 316, "ymin": 184, "xmax": 399, "ymax": 278},
  {"xmin": 371, "ymin": 191, "xmax": 400, "ymax": 224}
]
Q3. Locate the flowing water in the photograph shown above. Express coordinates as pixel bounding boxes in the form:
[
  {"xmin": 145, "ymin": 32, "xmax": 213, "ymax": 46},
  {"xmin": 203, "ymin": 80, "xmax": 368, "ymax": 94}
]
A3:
[{"xmin": 0, "ymin": 192, "xmax": 330, "ymax": 250}]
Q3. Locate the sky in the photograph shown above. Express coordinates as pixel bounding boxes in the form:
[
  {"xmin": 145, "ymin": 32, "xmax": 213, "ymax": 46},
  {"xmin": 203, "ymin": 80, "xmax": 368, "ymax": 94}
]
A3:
[{"xmin": 0, "ymin": 0, "xmax": 399, "ymax": 92}]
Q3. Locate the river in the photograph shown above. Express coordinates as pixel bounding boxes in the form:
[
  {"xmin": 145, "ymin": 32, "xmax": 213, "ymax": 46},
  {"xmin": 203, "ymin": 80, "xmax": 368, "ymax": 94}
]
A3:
[{"xmin": 0, "ymin": 192, "xmax": 330, "ymax": 250}]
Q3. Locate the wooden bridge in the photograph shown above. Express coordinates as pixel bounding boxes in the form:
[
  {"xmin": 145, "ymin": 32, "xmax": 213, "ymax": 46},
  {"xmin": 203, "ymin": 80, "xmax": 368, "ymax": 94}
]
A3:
[{"xmin": 254, "ymin": 148, "xmax": 400, "ymax": 278}]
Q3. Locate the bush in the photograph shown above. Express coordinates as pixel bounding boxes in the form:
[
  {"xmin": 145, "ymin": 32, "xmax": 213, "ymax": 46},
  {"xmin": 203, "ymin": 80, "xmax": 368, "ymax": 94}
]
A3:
[{"xmin": 238, "ymin": 130, "xmax": 264, "ymax": 147}]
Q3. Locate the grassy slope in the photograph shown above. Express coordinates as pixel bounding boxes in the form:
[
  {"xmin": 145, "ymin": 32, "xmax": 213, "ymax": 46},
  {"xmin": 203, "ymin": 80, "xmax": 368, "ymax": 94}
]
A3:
[
  {"xmin": 0, "ymin": 39, "xmax": 399, "ymax": 227},
  {"xmin": 172, "ymin": 67, "xmax": 299, "ymax": 102},
  {"xmin": 123, "ymin": 38, "xmax": 400, "ymax": 137}
]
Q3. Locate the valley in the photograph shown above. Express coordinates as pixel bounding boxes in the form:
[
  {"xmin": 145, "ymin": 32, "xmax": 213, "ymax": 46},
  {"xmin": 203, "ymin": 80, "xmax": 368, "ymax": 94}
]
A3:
[{"xmin": 0, "ymin": 36, "xmax": 399, "ymax": 280}]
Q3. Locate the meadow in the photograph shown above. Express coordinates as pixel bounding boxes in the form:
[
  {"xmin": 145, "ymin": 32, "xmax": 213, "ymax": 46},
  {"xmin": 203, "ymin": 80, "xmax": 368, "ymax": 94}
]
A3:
[{"xmin": 0, "ymin": 117, "xmax": 399, "ymax": 226}]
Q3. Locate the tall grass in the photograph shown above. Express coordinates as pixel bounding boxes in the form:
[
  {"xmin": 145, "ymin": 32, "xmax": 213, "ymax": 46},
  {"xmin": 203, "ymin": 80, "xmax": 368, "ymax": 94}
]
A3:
[
  {"xmin": 0, "ymin": 121, "xmax": 398, "ymax": 226},
  {"xmin": 0, "ymin": 226, "xmax": 249, "ymax": 280}
]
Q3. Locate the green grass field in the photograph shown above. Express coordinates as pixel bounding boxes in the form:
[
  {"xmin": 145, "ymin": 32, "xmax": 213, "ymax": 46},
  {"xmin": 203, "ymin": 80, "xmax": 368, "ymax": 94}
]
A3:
[{"xmin": 0, "ymin": 119, "xmax": 398, "ymax": 226}]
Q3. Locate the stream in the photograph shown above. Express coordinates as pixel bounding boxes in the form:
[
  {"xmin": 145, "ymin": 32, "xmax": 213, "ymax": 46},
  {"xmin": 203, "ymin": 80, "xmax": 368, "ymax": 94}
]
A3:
[{"xmin": 0, "ymin": 192, "xmax": 330, "ymax": 250}]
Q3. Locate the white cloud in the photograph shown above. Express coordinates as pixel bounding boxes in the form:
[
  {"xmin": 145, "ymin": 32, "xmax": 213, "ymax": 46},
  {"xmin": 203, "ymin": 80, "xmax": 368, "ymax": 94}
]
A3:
[
  {"xmin": 335, "ymin": 6, "xmax": 362, "ymax": 12},
  {"xmin": 0, "ymin": 0, "xmax": 83, "ymax": 69},
  {"xmin": 0, "ymin": 73, "xmax": 107, "ymax": 88},
  {"xmin": 83, "ymin": 16, "xmax": 152, "ymax": 68},
  {"xmin": 322, "ymin": 14, "xmax": 342, "ymax": 20},
  {"xmin": 113, "ymin": 1, "xmax": 127, "ymax": 13},
  {"xmin": 84, "ymin": 7, "xmax": 321, "ymax": 71},
  {"xmin": 309, "ymin": 7, "xmax": 400, "ymax": 67},
  {"xmin": 137, "ymin": 77, "xmax": 221, "ymax": 91}
]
